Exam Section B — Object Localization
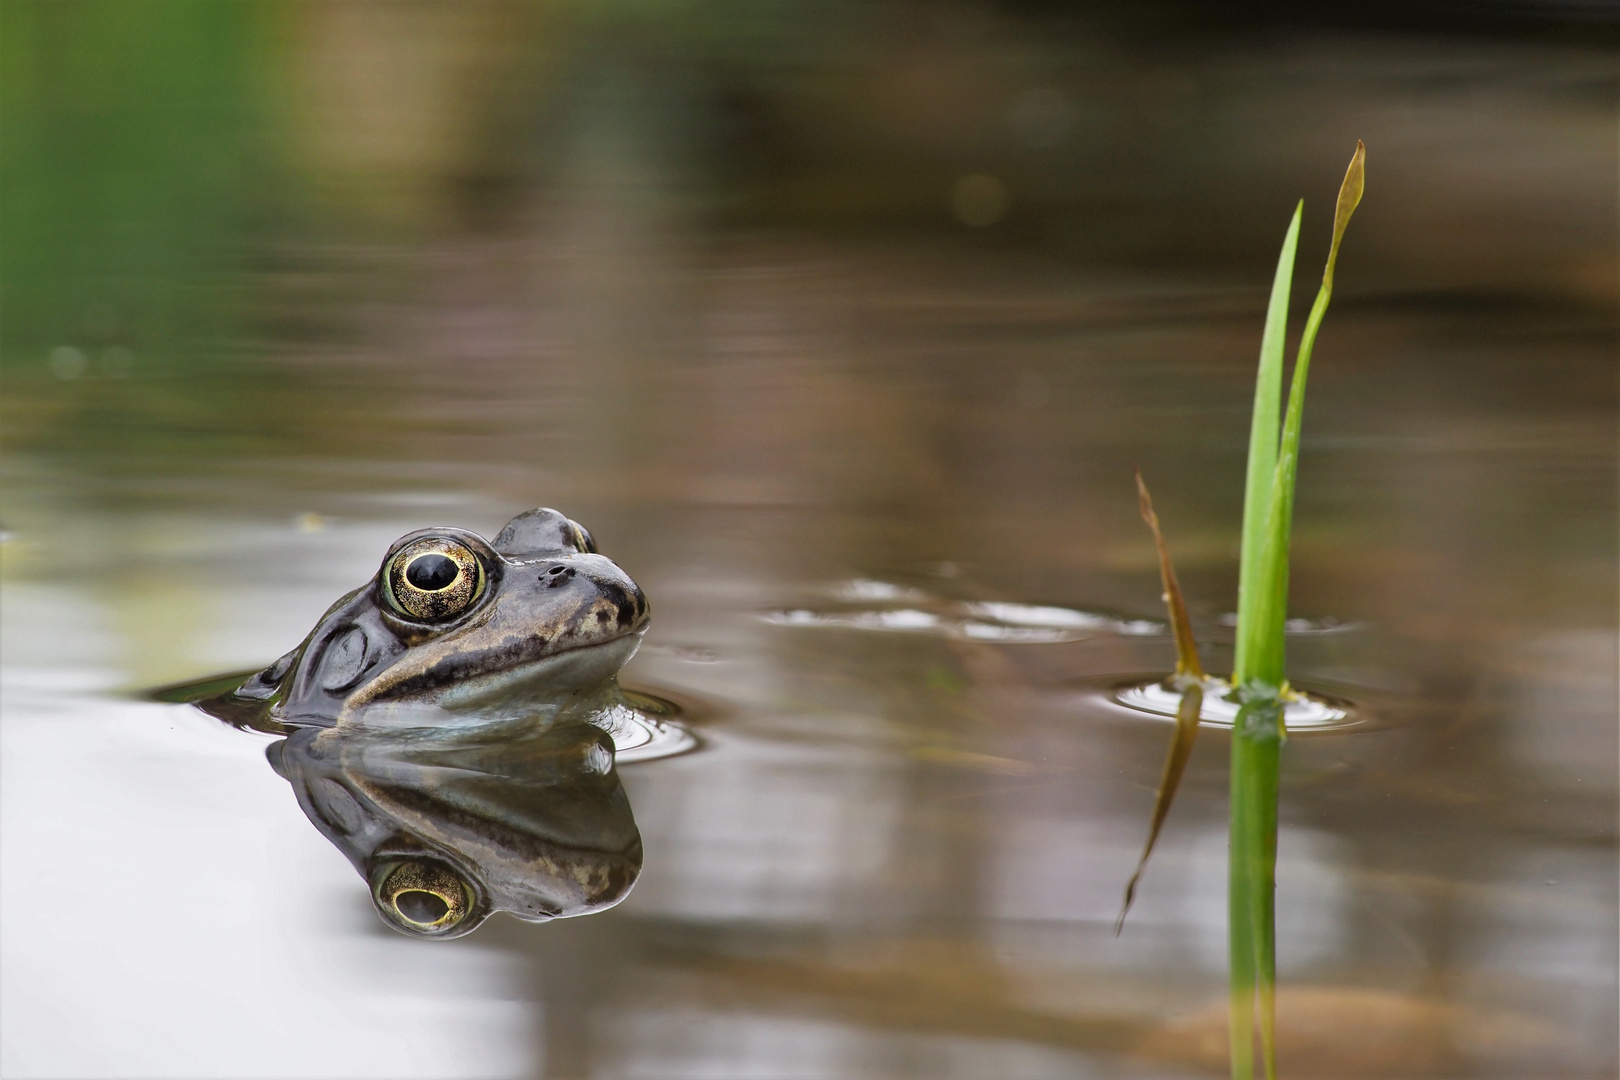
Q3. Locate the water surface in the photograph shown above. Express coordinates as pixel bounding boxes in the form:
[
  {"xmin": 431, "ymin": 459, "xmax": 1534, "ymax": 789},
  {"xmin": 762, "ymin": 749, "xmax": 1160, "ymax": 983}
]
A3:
[{"xmin": 2, "ymin": 5, "xmax": 1615, "ymax": 1077}]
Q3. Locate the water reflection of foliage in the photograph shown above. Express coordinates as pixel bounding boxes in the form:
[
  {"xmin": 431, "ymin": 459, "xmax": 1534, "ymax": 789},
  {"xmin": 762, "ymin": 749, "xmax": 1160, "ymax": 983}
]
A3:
[
  {"xmin": 1, "ymin": 2, "xmax": 337, "ymax": 469},
  {"xmin": 5, "ymin": 2, "xmax": 1609, "ymax": 479},
  {"xmin": 4, "ymin": 3, "xmax": 261, "ymax": 359}
]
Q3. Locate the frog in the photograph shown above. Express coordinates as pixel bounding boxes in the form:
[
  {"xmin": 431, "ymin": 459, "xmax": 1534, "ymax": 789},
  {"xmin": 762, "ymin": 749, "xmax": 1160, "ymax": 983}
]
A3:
[
  {"xmin": 193, "ymin": 507, "xmax": 653, "ymax": 937},
  {"xmin": 202, "ymin": 507, "xmax": 650, "ymax": 731}
]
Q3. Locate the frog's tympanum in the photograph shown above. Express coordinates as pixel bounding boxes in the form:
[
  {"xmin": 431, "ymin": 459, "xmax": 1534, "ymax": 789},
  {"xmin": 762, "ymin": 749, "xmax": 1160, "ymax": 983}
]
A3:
[{"xmin": 194, "ymin": 507, "xmax": 652, "ymax": 939}]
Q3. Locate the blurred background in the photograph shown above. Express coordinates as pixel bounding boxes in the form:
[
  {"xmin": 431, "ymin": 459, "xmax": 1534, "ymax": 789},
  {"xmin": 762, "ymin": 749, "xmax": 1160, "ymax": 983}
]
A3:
[{"xmin": 1, "ymin": 2, "xmax": 1615, "ymax": 1077}]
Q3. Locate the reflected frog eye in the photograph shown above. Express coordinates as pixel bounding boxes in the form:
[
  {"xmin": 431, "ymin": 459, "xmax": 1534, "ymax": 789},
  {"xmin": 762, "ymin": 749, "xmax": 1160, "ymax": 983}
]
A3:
[
  {"xmin": 372, "ymin": 858, "xmax": 476, "ymax": 936},
  {"xmin": 382, "ymin": 538, "xmax": 485, "ymax": 621}
]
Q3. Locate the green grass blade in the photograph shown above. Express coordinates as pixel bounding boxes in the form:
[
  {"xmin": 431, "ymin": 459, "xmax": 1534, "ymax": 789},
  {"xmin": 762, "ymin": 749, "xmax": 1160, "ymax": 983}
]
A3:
[
  {"xmin": 1249, "ymin": 142, "xmax": 1366, "ymax": 690},
  {"xmin": 1232, "ymin": 205, "xmax": 1301, "ymax": 686}
]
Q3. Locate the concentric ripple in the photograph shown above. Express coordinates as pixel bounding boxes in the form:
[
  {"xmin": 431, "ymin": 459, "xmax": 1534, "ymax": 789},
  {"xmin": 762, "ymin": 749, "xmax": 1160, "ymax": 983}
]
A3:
[
  {"xmin": 596, "ymin": 688, "xmax": 703, "ymax": 763},
  {"xmin": 1108, "ymin": 676, "xmax": 1357, "ymax": 731}
]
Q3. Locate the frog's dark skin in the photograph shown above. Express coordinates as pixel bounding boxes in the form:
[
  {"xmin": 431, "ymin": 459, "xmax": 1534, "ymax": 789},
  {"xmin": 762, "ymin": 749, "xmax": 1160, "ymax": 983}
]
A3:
[
  {"xmin": 197, "ymin": 507, "xmax": 650, "ymax": 938},
  {"xmin": 207, "ymin": 507, "xmax": 649, "ymax": 730}
]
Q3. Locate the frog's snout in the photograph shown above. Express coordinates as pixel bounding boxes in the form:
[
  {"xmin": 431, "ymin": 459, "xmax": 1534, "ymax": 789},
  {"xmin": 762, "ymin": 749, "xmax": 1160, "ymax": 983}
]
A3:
[{"xmin": 547, "ymin": 554, "xmax": 648, "ymax": 634}]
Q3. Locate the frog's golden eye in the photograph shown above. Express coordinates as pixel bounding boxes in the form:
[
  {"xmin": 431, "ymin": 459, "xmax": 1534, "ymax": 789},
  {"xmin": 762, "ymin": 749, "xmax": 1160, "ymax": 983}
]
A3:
[
  {"xmin": 383, "ymin": 538, "xmax": 485, "ymax": 621},
  {"xmin": 372, "ymin": 859, "xmax": 475, "ymax": 936}
]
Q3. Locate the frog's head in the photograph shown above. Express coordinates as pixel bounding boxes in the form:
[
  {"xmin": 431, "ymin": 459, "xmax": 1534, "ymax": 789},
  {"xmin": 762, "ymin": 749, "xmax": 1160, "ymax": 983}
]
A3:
[{"xmin": 215, "ymin": 508, "xmax": 648, "ymax": 727}]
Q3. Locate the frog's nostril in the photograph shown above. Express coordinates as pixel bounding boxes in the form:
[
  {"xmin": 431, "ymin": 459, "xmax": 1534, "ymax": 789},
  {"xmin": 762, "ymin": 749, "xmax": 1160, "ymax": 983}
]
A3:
[{"xmin": 541, "ymin": 564, "xmax": 576, "ymax": 587}]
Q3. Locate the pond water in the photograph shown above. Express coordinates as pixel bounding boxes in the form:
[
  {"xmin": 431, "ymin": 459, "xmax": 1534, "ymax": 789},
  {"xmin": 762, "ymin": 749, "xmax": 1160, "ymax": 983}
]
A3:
[{"xmin": 2, "ymin": 5, "xmax": 1615, "ymax": 1077}]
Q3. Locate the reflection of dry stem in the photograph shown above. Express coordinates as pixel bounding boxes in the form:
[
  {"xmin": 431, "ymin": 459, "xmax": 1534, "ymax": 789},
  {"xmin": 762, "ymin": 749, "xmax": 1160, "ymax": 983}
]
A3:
[
  {"xmin": 1114, "ymin": 678, "xmax": 1203, "ymax": 935},
  {"xmin": 1116, "ymin": 471, "xmax": 1205, "ymax": 935}
]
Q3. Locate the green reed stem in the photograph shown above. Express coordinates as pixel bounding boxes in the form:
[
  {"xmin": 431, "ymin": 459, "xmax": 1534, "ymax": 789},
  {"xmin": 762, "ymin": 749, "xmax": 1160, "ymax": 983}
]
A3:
[
  {"xmin": 1230, "ymin": 700, "xmax": 1282, "ymax": 1079},
  {"xmin": 1227, "ymin": 142, "xmax": 1364, "ymax": 1080}
]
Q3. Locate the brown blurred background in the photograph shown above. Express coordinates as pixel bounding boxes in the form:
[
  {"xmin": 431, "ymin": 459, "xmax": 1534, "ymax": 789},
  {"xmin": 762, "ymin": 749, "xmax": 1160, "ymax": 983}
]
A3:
[{"xmin": 2, "ymin": 3, "xmax": 1615, "ymax": 1077}]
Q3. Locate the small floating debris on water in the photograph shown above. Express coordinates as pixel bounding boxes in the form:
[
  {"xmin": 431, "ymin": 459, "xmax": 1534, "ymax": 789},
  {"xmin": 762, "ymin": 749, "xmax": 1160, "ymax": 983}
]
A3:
[
  {"xmin": 1108, "ymin": 676, "xmax": 1356, "ymax": 731},
  {"xmin": 764, "ymin": 582, "xmax": 1165, "ymax": 644}
]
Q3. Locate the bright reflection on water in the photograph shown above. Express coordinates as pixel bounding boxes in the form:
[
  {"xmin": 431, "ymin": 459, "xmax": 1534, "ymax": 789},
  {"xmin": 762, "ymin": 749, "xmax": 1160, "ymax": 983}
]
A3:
[
  {"xmin": 2, "ymin": 3, "xmax": 1616, "ymax": 1077},
  {"xmin": 1108, "ymin": 678, "xmax": 1354, "ymax": 730}
]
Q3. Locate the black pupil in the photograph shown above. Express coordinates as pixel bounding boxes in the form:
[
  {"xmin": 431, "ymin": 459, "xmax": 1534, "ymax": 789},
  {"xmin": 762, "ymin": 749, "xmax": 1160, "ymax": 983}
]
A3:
[
  {"xmin": 406, "ymin": 553, "xmax": 460, "ymax": 591},
  {"xmin": 395, "ymin": 890, "xmax": 450, "ymax": 924}
]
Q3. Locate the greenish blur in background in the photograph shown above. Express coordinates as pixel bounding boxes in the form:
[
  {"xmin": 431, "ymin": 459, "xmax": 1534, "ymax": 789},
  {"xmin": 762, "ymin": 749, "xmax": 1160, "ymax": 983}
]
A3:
[
  {"xmin": 5, "ymin": 0, "xmax": 1612, "ymax": 479},
  {"xmin": 2, "ymin": 4, "xmax": 1615, "ymax": 1078}
]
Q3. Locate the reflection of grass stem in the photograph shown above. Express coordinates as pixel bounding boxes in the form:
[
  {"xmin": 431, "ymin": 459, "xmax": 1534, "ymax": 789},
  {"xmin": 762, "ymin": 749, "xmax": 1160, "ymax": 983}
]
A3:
[{"xmin": 1118, "ymin": 144, "xmax": 1364, "ymax": 1080}]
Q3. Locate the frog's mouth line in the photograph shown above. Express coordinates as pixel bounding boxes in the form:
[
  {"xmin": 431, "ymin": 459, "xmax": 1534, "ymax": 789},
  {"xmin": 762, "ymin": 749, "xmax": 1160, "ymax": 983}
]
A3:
[{"xmin": 402, "ymin": 630, "xmax": 647, "ymax": 710}]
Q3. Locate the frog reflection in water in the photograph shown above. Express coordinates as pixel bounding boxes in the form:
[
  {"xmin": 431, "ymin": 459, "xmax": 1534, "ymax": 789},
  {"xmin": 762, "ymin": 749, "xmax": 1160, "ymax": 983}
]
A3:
[{"xmin": 197, "ymin": 508, "xmax": 651, "ymax": 939}]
